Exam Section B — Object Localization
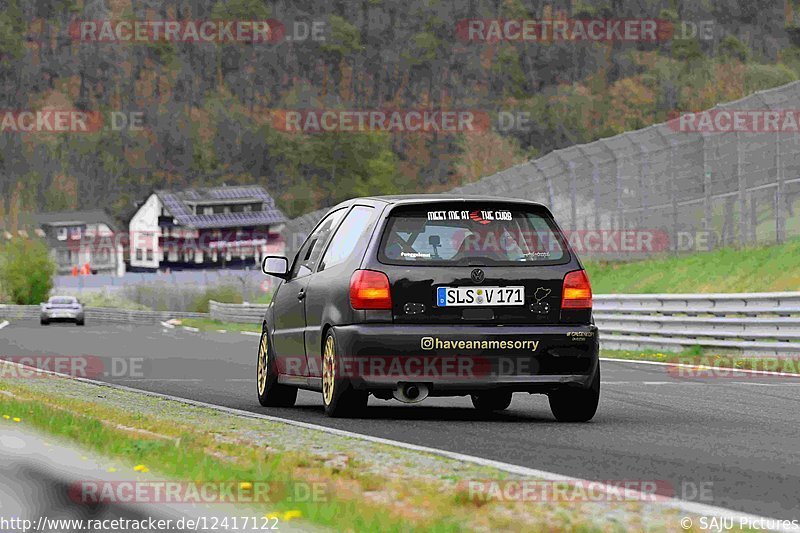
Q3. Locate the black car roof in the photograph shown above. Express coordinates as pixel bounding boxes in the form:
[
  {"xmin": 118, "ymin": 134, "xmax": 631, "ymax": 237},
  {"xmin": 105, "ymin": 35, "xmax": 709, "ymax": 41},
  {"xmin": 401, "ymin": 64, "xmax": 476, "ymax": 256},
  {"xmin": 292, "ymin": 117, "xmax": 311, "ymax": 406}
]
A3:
[{"xmin": 356, "ymin": 194, "xmax": 547, "ymax": 208}]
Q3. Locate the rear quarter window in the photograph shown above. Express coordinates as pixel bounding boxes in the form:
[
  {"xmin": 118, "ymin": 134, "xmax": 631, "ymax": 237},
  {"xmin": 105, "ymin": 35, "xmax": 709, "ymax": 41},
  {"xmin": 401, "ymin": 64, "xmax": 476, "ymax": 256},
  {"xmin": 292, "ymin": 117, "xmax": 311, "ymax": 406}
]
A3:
[
  {"xmin": 319, "ymin": 206, "xmax": 374, "ymax": 270},
  {"xmin": 378, "ymin": 203, "xmax": 569, "ymax": 266}
]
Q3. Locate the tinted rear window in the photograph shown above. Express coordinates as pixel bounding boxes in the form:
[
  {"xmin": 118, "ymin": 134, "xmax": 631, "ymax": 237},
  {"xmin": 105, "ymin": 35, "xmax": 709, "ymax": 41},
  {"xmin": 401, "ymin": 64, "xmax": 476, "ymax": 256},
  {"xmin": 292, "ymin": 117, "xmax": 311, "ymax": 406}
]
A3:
[
  {"xmin": 49, "ymin": 297, "xmax": 76, "ymax": 304},
  {"xmin": 378, "ymin": 203, "xmax": 568, "ymax": 266}
]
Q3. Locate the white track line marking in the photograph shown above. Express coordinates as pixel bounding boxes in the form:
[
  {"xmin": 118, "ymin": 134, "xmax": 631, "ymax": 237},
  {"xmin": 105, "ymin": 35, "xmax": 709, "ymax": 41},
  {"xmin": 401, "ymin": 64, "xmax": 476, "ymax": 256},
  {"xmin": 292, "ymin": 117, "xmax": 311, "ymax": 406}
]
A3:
[
  {"xmin": 159, "ymin": 321, "xmax": 260, "ymax": 337},
  {"xmin": 603, "ymin": 381, "xmax": 703, "ymax": 385},
  {"xmin": 0, "ymin": 359, "xmax": 792, "ymax": 530},
  {"xmin": 601, "ymin": 357, "xmax": 800, "ymax": 378},
  {"xmin": 0, "ymin": 320, "xmax": 9, "ymax": 331},
  {"xmin": 114, "ymin": 378, "xmax": 204, "ymax": 382}
]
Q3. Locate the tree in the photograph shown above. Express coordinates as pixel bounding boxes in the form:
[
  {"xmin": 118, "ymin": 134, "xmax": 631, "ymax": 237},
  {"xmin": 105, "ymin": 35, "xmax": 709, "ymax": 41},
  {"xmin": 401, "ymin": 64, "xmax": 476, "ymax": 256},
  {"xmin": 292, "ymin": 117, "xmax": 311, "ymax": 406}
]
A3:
[{"xmin": 0, "ymin": 238, "xmax": 55, "ymax": 304}]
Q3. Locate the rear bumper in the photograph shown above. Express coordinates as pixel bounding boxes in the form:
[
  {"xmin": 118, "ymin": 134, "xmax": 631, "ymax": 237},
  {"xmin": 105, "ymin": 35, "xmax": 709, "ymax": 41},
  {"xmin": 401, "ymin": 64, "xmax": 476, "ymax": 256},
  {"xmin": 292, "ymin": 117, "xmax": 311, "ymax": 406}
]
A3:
[
  {"xmin": 41, "ymin": 312, "xmax": 83, "ymax": 322},
  {"xmin": 333, "ymin": 323, "xmax": 599, "ymax": 394}
]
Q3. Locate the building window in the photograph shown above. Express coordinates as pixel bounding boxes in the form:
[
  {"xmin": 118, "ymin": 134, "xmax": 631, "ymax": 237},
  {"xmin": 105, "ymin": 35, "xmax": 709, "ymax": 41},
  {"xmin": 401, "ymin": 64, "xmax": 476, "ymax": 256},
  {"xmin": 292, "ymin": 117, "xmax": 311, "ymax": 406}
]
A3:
[
  {"xmin": 223, "ymin": 206, "xmax": 231, "ymax": 214},
  {"xmin": 58, "ymin": 249, "xmax": 70, "ymax": 263},
  {"xmin": 57, "ymin": 228, "xmax": 68, "ymax": 241},
  {"xmin": 203, "ymin": 207, "xmax": 213, "ymax": 215},
  {"xmin": 135, "ymin": 249, "xmax": 143, "ymax": 261},
  {"xmin": 69, "ymin": 227, "xmax": 82, "ymax": 240},
  {"xmin": 243, "ymin": 205, "xmax": 252, "ymax": 213},
  {"xmin": 146, "ymin": 249, "xmax": 153, "ymax": 261}
]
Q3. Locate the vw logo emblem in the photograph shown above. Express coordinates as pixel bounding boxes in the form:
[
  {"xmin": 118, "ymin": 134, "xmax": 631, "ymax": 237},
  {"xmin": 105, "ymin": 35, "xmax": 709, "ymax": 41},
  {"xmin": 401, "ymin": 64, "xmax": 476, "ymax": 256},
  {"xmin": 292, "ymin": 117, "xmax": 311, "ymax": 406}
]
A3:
[{"xmin": 471, "ymin": 268, "xmax": 485, "ymax": 284}]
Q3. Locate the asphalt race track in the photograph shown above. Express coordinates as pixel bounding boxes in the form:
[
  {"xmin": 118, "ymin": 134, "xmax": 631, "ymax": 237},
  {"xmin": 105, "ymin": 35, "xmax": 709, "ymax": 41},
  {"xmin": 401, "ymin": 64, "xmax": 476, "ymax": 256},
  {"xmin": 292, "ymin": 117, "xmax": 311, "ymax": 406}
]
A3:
[{"xmin": 2, "ymin": 320, "xmax": 799, "ymax": 521}]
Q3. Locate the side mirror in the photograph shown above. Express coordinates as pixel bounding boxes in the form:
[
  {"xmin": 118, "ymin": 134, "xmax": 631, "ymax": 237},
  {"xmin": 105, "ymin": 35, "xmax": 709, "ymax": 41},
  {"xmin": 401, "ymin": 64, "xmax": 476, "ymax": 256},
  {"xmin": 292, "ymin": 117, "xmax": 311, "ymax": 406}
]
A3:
[{"xmin": 261, "ymin": 255, "xmax": 289, "ymax": 279}]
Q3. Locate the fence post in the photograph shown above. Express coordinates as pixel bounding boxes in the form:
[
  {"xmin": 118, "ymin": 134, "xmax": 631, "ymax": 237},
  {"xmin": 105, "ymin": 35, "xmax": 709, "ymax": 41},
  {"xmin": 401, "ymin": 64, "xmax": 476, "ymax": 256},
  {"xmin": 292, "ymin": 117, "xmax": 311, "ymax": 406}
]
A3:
[
  {"xmin": 703, "ymin": 168, "xmax": 713, "ymax": 246},
  {"xmin": 592, "ymin": 165, "xmax": 601, "ymax": 230},
  {"xmin": 775, "ymin": 132, "xmax": 785, "ymax": 244},
  {"xmin": 533, "ymin": 160, "xmax": 555, "ymax": 211},
  {"xmin": 638, "ymin": 144, "xmax": 648, "ymax": 230},
  {"xmin": 614, "ymin": 153, "xmax": 623, "ymax": 230},
  {"xmin": 670, "ymin": 140, "xmax": 679, "ymax": 254},
  {"xmin": 736, "ymin": 131, "xmax": 747, "ymax": 247},
  {"xmin": 569, "ymin": 161, "xmax": 577, "ymax": 230}
]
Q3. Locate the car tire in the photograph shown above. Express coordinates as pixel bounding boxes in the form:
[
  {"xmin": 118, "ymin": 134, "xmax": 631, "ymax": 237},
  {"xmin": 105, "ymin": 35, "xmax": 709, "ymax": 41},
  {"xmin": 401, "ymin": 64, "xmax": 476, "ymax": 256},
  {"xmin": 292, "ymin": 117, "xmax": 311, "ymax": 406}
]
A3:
[
  {"xmin": 322, "ymin": 329, "xmax": 367, "ymax": 418},
  {"xmin": 76, "ymin": 319, "xmax": 85, "ymax": 326},
  {"xmin": 257, "ymin": 328, "xmax": 297, "ymax": 407},
  {"xmin": 40, "ymin": 319, "xmax": 48, "ymax": 326},
  {"xmin": 548, "ymin": 367, "xmax": 600, "ymax": 422},
  {"xmin": 471, "ymin": 391, "xmax": 512, "ymax": 411}
]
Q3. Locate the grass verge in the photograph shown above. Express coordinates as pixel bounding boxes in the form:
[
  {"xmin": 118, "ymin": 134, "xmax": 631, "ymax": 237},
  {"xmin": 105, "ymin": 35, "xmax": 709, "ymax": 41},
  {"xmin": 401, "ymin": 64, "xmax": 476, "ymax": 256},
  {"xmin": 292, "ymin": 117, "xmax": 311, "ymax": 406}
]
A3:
[
  {"xmin": 0, "ymin": 364, "xmax": 697, "ymax": 532},
  {"xmin": 175, "ymin": 317, "xmax": 261, "ymax": 333},
  {"xmin": 585, "ymin": 237, "xmax": 800, "ymax": 293},
  {"xmin": 602, "ymin": 347, "xmax": 800, "ymax": 375}
]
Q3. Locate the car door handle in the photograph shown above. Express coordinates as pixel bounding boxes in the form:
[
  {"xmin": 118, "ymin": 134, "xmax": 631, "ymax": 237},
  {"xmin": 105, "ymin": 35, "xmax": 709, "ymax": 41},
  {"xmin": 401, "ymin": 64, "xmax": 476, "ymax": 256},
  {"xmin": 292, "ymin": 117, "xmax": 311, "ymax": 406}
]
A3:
[{"xmin": 297, "ymin": 290, "xmax": 306, "ymax": 300}]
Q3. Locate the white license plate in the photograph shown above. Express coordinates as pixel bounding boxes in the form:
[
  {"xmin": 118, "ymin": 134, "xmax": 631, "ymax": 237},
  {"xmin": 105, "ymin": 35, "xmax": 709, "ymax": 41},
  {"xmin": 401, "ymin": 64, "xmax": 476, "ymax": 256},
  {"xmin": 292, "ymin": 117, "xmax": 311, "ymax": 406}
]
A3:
[{"xmin": 436, "ymin": 286, "xmax": 525, "ymax": 307}]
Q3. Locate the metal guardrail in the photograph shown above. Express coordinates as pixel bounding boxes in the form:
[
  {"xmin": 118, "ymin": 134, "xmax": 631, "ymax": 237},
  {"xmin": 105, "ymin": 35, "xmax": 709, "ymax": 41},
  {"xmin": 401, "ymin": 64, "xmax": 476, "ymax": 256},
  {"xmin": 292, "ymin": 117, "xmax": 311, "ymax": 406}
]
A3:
[
  {"xmin": 209, "ymin": 301, "xmax": 269, "ymax": 324},
  {"xmin": 210, "ymin": 293, "xmax": 800, "ymax": 355},
  {"xmin": 594, "ymin": 293, "xmax": 800, "ymax": 355},
  {"xmin": 0, "ymin": 304, "xmax": 206, "ymax": 325},
  {"xmin": 5, "ymin": 293, "xmax": 799, "ymax": 355}
]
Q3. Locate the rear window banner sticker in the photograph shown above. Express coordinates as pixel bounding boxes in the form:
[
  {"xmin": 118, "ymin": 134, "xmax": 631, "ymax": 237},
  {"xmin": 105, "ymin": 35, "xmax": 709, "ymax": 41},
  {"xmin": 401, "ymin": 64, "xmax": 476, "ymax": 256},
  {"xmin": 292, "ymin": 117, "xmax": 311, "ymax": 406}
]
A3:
[
  {"xmin": 400, "ymin": 251, "xmax": 431, "ymax": 259},
  {"xmin": 426, "ymin": 210, "xmax": 513, "ymax": 222}
]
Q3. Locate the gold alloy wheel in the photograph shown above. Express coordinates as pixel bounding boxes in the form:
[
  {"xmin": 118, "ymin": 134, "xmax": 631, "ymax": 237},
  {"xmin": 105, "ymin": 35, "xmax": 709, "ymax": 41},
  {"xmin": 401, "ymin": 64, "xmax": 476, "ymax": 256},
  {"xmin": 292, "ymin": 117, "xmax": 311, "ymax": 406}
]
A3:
[
  {"xmin": 257, "ymin": 332, "xmax": 268, "ymax": 395},
  {"xmin": 322, "ymin": 335, "xmax": 336, "ymax": 405}
]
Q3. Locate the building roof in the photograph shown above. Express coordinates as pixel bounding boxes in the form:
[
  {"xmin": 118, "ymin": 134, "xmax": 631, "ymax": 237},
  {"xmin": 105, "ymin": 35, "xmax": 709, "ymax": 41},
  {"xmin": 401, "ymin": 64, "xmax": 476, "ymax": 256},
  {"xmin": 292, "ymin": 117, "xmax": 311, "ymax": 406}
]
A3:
[
  {"xmin": 30, "ymin": 209, "xmax": 118, "ymax": 231},
  {"xmin": 154, "ymin": 185, "xmax": 286, "ymax": 229}
]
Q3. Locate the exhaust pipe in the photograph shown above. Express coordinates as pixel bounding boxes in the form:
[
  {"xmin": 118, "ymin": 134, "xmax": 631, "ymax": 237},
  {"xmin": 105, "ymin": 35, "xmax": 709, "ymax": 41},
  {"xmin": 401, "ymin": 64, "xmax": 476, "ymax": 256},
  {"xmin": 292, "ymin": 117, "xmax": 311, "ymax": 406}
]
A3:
[{"xmin": 393, "ymin": 383, "xmax": 429, "ymax": 404}]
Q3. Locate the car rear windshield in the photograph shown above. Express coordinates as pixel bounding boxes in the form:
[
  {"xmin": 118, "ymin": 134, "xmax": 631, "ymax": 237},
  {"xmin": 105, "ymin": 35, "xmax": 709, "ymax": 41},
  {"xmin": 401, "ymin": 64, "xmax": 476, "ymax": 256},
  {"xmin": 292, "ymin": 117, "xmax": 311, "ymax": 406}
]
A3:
[
  {"xmin": 378, "ymin": 203, "xmax": 568, "ymax": 266},
  {"xmin": 49, "ymin": 297, "xmax": 76, "ymax": 304}
]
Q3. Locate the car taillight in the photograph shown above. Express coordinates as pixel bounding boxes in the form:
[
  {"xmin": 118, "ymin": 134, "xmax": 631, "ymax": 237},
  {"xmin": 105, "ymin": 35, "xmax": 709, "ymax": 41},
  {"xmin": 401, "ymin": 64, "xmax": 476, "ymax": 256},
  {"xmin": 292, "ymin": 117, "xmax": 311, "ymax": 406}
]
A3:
[
  {"xmin": 350, "ymin": 270, "xmax": 392, "ymax": 310},
  {"xmin": 562, "ymin": 270, "xmax": 592, "ymax": 309}
]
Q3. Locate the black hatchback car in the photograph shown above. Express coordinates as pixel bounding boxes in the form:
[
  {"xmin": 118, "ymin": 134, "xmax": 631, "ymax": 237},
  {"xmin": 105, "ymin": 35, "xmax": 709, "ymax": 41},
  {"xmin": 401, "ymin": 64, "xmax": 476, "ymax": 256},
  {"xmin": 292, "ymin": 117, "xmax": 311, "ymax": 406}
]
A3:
[{"xmin": 258, "ymin": 195, "xmax": 599, "ymax": 420}]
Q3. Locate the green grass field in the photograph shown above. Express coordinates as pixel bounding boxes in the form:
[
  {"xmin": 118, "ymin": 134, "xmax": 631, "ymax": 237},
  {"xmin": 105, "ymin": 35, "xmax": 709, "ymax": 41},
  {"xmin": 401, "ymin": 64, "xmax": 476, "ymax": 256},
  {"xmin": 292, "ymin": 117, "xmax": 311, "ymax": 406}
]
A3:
[
  {"xmin": 177, "ymin": 317, "xmax": 261, "ymax": 333},
  {"xmin": 585, "ymin": 237, "xmax": 800, "ymax": 294}
]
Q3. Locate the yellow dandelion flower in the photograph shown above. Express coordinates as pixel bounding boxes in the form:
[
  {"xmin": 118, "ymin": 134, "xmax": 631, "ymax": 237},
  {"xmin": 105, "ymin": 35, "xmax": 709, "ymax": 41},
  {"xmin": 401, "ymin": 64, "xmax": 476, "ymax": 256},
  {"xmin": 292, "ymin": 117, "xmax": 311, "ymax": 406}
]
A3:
[
  {"xmin": 239, "ymin": 482, "xmax": 253, "ymax": 490},
  {"xmin": 282, "ymin": 510, "xmax": 302, "ymax": 521},
  {"xmin": 2, "ymin": 415, "xmax": 10, "ymax": 420},
  {"xmin": 133, "ymin": 465, "xmax": 149, "ymax": 473},
  {"xmin": 12, "ymin": 417, "xmax": 20, "ymax": 422}
]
